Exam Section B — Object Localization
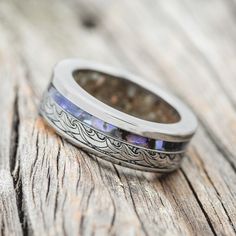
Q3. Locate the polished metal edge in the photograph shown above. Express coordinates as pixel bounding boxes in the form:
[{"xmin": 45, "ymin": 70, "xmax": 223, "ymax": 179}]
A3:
[
  {"xmin": 52, "ymin": 59, "xmax": 198, "ymax": 141},
  {"xmin": 40, "ymin": 94, "xmax": 184, "ymax": 173}
]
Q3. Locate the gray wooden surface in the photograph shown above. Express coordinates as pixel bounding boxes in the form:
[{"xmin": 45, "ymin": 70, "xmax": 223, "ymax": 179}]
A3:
[{"xmin": 1, "ymin": 0, "xmax": 236, "ymax": 235}]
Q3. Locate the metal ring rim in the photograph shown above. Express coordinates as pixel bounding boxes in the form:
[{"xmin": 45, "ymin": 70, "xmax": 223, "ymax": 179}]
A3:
[{"xmin": 52, "ymin": 58, "xmax": 198, "ymax": 142}]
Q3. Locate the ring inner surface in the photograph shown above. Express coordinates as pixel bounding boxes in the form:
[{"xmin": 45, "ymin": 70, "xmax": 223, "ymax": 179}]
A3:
[{"xmin": 73, "ymin": 70, "xmax": 180, "ymax": 124}]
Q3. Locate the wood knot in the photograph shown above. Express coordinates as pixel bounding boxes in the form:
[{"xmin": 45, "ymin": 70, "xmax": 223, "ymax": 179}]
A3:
[{"xmin": 81, "ymin": 14, "xmax": 98, "ymax": 29}]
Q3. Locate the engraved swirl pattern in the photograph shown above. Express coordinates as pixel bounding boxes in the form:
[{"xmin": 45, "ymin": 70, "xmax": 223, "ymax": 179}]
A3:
[{"xmin": 40, "ymin": 94, "xmax": 184, "ymax": 171}]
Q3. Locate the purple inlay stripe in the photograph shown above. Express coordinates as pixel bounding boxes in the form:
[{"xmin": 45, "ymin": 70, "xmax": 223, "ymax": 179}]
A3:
[
  {"xmin": 126, "ymin": 134, "xmax": 149, "ymax": 148},
  {"xmin": 155, "ymin": 140, "xmax": 164, "ymax": 150}
]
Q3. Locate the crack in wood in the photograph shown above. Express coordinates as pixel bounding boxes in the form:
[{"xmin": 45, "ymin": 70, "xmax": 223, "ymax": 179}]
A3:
[
  {"xmin": 180, "ymin": 169, "xmax": 217, "ymax": 236},
  {"xmin": 10, "ymin": 87, "xmax": 28, "ymax": 236},
  {"xmin": 124, "ymin": 177, "xmax": 149, "ymax": 236},
  {"xmin": 191, "ymin": 147, "xmax": 236, "ymax": 233},
  {"xmin": 53, "ymin": 146, "xmax": 61, "ymax": 221},
  {"xmin": 95, "ymin": 158, "xmax": 116, "ymax": 234}
]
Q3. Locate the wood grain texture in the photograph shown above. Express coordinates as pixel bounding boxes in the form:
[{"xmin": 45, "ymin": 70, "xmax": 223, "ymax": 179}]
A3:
[{"xmin": 0, "ymin": 0, "xmax": 236, "ymax": 235}]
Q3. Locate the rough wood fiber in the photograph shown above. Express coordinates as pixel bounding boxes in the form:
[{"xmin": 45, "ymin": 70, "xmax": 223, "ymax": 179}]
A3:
[{"xmin": 0, "ymin": 0, "xmax": 236, "ymax": 235}]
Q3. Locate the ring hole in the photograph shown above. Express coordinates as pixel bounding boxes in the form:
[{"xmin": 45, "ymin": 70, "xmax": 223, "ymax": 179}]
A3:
[{"xmin": 73, "ymin": 70, "xmax": 180, "ymax": 124}]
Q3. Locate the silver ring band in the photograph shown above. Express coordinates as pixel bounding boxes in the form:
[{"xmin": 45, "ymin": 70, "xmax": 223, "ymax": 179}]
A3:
[{"xmin": 40, "ymin": 59, "xmax": 198, "ymax": 173}]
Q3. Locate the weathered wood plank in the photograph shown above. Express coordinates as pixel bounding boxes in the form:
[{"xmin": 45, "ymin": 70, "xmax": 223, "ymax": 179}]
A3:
[
  {"xmin": 0, "ymin": 25, "xmax": 22, "ymax": 236},
  {"xmin": 0, "ymin": 0, "xmax": 236, "ymax": 235}
]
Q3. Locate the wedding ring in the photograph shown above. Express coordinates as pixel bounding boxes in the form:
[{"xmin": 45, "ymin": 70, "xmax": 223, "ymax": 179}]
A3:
[{"xmin": 40, "ymin": 59, "xmax": 197, "ymax": 173}]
